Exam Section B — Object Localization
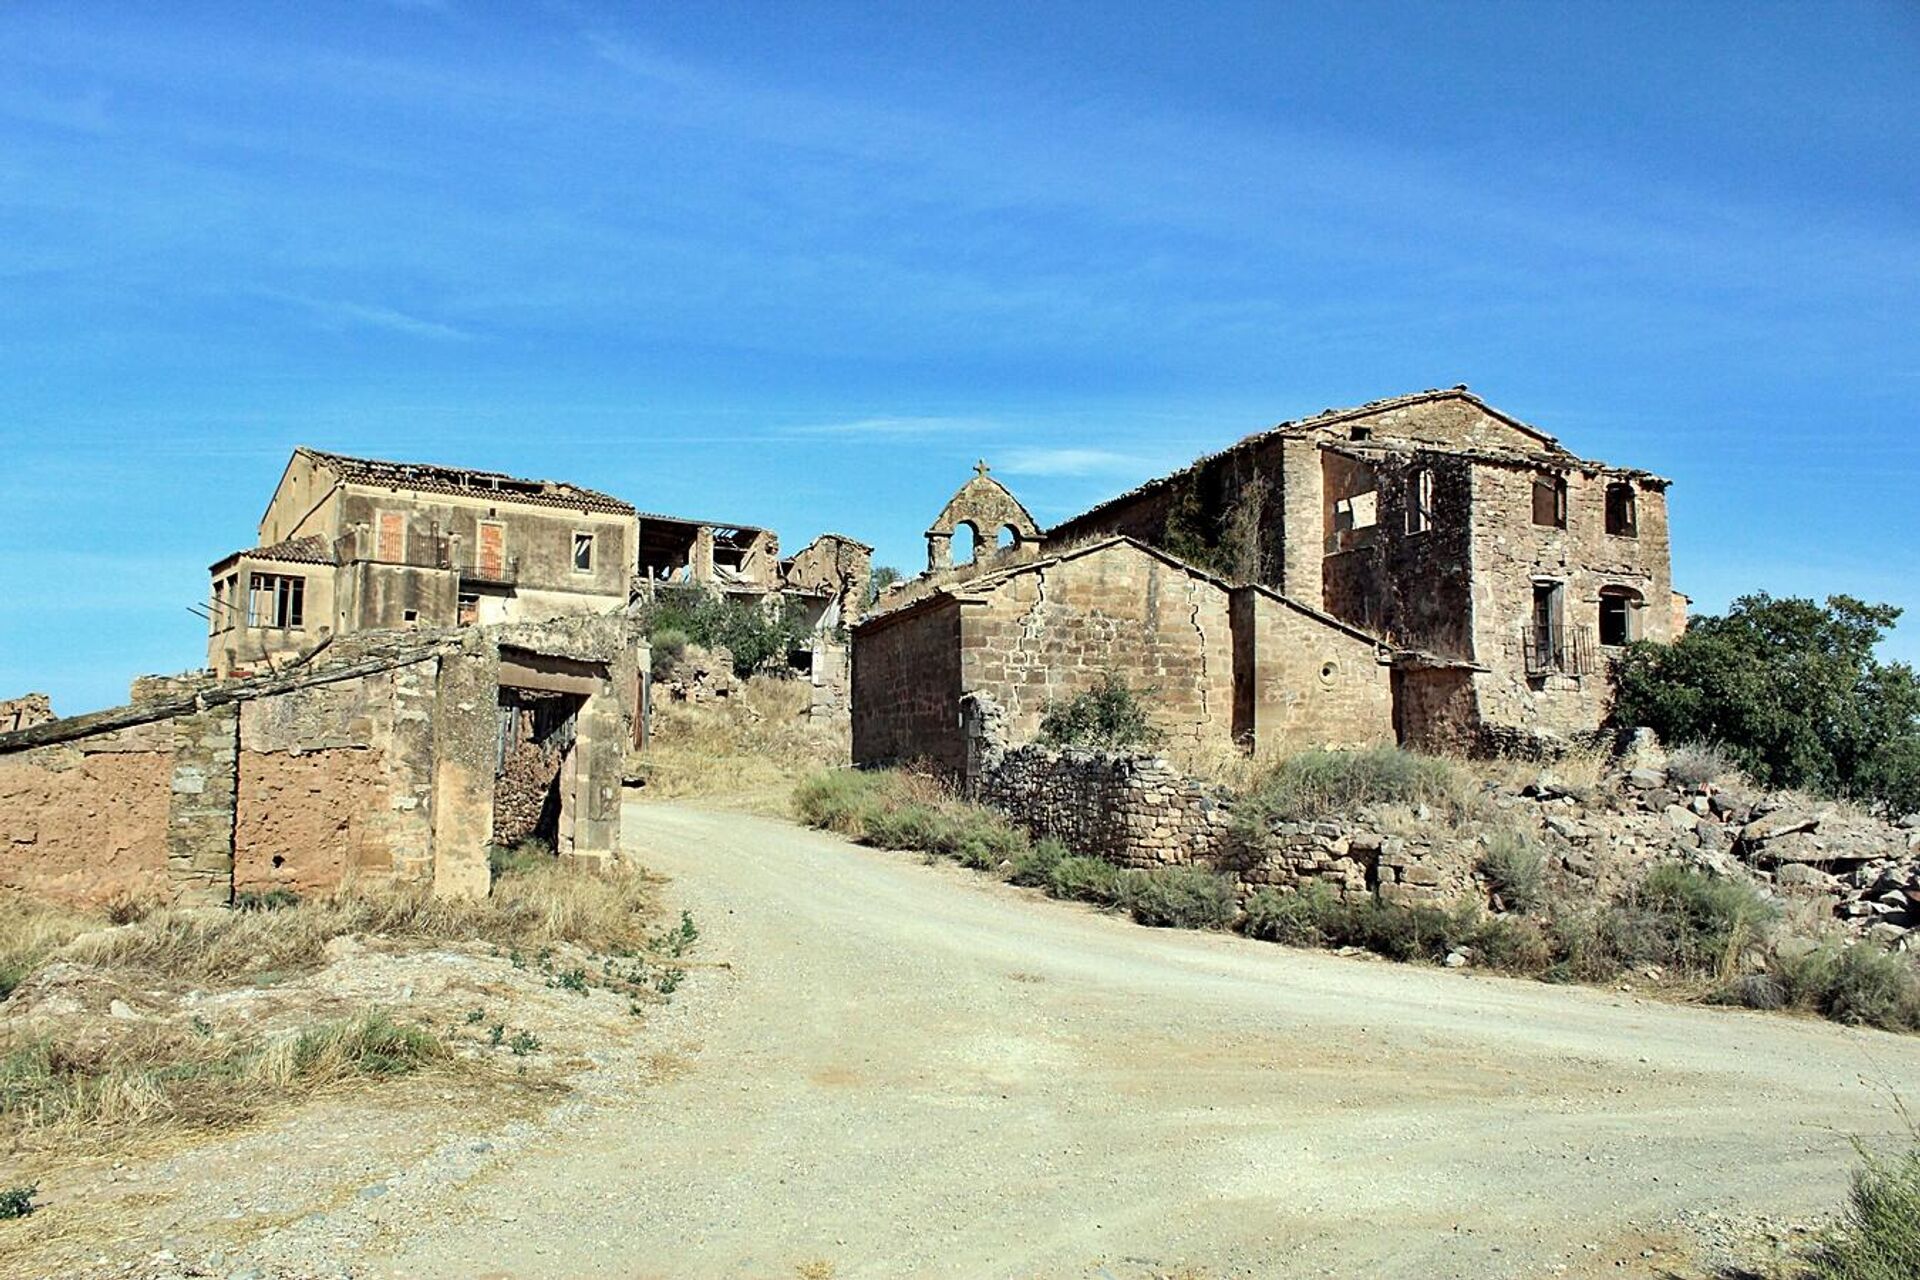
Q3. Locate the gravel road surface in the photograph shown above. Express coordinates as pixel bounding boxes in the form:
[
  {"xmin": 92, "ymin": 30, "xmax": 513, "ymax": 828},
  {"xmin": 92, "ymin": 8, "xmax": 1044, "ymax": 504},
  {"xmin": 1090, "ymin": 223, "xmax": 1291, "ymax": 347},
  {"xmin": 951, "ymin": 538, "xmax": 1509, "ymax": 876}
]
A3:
[{"xmin": 372, "ymin": 802, "xmax": 1920, "ymax": 1280}]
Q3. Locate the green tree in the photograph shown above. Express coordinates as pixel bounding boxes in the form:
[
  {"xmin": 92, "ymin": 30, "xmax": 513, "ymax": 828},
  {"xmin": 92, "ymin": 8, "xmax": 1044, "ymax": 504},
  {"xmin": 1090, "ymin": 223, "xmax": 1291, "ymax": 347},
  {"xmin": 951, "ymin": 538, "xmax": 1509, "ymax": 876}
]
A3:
[
  {"xmin": 637, "ymin": 588, "xmax": 813, "ymax": 678},
  {"xmin": 1611, "ymin": 593, "xmax": 1920, "ymax": 813},
  {"xmin": 866, "ymin": 565, "xmax": 903, "ymax": 606}
]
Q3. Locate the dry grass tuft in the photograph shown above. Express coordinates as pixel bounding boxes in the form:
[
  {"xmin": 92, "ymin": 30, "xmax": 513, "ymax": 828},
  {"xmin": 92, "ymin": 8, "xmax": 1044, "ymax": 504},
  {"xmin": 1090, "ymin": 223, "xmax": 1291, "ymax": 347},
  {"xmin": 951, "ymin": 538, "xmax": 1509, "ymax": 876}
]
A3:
[
  {"xmin": 0, "ymin": 896, "xmax": 101, "ymax": 999},
  {"xmin": 47, "ymin": 859, "xmax": 658, "ymax": 984}
]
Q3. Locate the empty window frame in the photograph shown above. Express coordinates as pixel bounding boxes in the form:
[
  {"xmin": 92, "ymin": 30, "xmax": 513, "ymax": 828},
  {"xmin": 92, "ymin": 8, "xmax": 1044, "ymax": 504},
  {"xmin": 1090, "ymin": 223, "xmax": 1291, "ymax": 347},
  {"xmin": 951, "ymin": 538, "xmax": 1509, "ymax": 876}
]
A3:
[
  {"xmin": 572, "ymin": 531, "xmax": 595, "ymax": 572},
  {"xmin": 1532, "ymin": 473, "xmax": 1568, "ymax": 529},
  {"xmin": 1406, "ymin": 468, "xmax": 1435, "ymax": 534},
  {"xmin": 1605, "ymin": 482, "xmax": 1638, "ymax": 537},
  {"xmin": 1598, "ymin": 586, "xmax": 1642, "ymax": 647},
  {"xmin": 247, "ymin": 573, "xmax": 305, "ymax": 629},
  {"xmin": 1332, "ymin": 490, "xmax": 1378, "ymax": 532}
]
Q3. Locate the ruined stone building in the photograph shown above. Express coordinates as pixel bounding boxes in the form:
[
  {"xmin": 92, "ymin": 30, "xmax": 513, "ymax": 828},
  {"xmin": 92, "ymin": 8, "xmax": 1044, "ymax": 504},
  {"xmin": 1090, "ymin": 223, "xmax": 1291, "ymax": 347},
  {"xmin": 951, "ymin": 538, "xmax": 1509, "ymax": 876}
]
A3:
[
  {"xmin": 1, "ymin": 616, "xmax": 640, "ymax": 907},
  {"xmin": 207, "ymin": 448, "xmax": 874, "ymax": 681},
  {"xmin": 208, "ymin": 449, "xmax": 638, "ymax": 677},
  {"xmin": 853, "ymin": 388, "xmax": 1678, "ymax": 770}
]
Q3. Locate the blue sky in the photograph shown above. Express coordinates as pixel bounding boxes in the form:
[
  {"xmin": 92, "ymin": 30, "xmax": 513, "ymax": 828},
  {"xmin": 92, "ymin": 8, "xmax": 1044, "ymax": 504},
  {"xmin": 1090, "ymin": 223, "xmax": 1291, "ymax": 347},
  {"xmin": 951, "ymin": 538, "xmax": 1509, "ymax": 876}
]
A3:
[{"xmin": 2, "ymin": 1, "xmax": 1916, "ymax": 713}]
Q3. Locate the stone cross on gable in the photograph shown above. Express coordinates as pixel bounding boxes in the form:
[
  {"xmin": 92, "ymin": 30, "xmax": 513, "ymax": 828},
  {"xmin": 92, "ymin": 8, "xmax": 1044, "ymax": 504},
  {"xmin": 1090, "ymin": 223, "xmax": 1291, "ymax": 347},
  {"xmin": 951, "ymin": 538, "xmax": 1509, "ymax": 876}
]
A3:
[{"xmin": 974, "ymin": 459, "xmax": 990, "ymax": 478}]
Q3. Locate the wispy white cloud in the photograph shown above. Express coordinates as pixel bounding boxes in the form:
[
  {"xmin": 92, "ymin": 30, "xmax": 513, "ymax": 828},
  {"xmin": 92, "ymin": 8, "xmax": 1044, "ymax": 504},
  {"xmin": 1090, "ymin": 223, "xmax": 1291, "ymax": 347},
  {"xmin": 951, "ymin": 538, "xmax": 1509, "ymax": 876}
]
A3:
[
  {"xmin": 996, "ymin": 447, "xmax": 1156, "ymax": 478},
  {"xmin": 784, "ymin": 415, "xmax": 995, "ymax": 441},
  {"xmin": 253, "ymin": 289, "xmax": 475, "ymax": 342}
]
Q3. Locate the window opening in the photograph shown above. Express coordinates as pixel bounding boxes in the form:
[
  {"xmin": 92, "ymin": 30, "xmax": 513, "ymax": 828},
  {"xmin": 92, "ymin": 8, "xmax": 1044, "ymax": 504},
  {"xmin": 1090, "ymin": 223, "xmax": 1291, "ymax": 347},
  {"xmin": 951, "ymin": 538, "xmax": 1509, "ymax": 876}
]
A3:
[
  {"xmin": 1605, "ymin": 482, "xmax": 1637, "ymax": 537},
  {"xmin": 1406, "ymin": 468, "xmax": 1434, "ymax": 534},
  {"xmin": 1532, "ymin": 474, "xmax": 1568, "ymax": 529},
  {"xmin": 247, "ymin": 573, "xmax": 305, "ymax": 629}
]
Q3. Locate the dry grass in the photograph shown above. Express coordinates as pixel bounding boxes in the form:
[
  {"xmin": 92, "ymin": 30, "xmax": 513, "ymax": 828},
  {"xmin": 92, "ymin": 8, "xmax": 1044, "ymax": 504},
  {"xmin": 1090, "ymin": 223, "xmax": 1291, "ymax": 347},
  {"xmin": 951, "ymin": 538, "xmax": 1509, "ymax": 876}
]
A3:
[
  {"xmin": 0, "ymin": 896, "xmax": 101, "ymax": 999},
  {"xmin": 637, "ymin": 675, "xmax": 847, "ymax": 813},
  {"xmin": 1, "ymin": 1010, "xmax": 449, "ymax": 1137},
  {"xmin": 43, "ymin": 861, "xmax": 659, "ymax": 984},
  {"xmin": 0, "ymin": 860, "xmax": 662, "ymax": 1146}
]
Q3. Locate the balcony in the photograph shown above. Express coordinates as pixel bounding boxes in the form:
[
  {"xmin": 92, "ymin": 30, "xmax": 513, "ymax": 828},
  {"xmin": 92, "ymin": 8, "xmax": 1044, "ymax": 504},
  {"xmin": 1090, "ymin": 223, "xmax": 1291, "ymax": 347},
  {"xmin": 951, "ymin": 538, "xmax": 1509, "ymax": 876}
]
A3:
[
  {"xmin": 455, "ymin": 554, "xmax": 519, "ymax": 587},
  {"xmin": 1521, "ymin": 623, "xmax": 1595, "ymax": 678}
]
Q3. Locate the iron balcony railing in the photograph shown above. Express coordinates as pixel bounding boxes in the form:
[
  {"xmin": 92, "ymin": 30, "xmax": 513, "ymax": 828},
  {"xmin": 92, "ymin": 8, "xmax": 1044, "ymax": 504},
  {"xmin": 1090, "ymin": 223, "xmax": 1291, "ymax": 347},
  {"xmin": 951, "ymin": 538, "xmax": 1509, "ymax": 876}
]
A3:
[
  {"xmin": 455, "ymin": 553, "xmax": 520, "ymax": 586},
  {"xmin": 1522, "ymin": 623, "xmax": 1596, "ymax": 677}
]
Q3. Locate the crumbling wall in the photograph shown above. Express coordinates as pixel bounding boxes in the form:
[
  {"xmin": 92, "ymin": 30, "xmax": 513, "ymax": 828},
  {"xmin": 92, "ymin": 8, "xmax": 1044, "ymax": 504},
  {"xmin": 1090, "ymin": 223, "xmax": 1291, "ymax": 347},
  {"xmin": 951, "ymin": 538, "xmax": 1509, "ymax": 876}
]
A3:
[
  {"xmin": 0, "ymin": 693, "xmax": 54, "ymax": 734},
  {"xmin": 977, "ymin": 745, "xmax": 1230, "ymax": 867},
  {"xmin": 1469, "ymin": 463, "xmax": 1675, "ymax": 738},
  {"xmin": 233, "ymin": 663, "xmax": 438, "ymax": 896},
  {"xmin": 972, "ymin": 743, "xmax": 1474, "ymax": 907},
  {"xmin": 1391, "ymin": 665, "xmax": 1481, "ymax": 756},
  {"xmin": 0, "ymin": 725, "xmax": 173, "ymax": 904},
  {"xmin": 1320, "ymin": 450, "xmax": 1475, "ymax": 658}
]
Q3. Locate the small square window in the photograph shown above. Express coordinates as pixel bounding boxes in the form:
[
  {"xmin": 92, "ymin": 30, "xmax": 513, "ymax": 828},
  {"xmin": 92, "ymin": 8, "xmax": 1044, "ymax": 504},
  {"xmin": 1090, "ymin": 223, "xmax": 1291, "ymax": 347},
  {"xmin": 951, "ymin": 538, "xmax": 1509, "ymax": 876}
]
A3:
[
  {"xmin": 403, "ymin": 609, "xmax": 419, "ymax": 624},
  {"xmin": 572, "ymin": 532, "xmax": 594, "ymax": 572}
]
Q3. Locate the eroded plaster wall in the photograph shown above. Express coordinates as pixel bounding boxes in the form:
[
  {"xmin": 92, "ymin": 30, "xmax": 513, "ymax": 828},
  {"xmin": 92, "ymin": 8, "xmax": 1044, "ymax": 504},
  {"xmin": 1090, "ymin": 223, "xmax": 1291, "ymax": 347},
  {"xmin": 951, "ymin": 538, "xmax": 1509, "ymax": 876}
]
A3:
[
  {"xmin": 1232, "ymin": 591, "xmax": 1394, "ymax": 755},
  {"xmin": 0, "ymin": 725, "xmax": 173, "ymax": 904}
]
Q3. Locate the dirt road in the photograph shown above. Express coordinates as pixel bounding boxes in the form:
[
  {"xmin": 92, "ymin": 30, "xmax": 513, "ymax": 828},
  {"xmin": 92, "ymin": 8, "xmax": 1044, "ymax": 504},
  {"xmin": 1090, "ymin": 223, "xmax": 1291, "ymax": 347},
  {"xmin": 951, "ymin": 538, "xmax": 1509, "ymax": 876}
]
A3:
[{"xmin": 373, "ymin": 803, "xmax": 1920, "ymax": 1280}]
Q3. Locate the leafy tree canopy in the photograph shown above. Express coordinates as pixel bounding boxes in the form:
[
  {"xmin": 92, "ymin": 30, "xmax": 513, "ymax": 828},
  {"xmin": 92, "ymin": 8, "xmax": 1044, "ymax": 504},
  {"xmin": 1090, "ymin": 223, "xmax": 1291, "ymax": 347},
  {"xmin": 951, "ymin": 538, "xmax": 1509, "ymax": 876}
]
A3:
[{"xmin": 1611, "ymin": 593, "xmax": 1920, "ymax": 814}]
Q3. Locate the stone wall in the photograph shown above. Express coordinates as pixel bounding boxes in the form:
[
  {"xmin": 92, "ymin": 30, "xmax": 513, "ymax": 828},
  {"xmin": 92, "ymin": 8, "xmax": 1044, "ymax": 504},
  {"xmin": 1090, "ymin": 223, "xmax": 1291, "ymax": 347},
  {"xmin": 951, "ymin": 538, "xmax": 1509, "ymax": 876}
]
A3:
[
  {"xmin": 969, "ymin": 740, "xmax": 1477, "ymax": 908},
  {"xmin": 851, "ymin": 596, "xmax": 965, "ymax": 772},
  {"xmin": 976, "ymin": 744, "xmax": 1232, "ymax": 867},
  {"xmin": 958, "ymin": 541, "xmax": 1238, "ymax": 752},
  {"xmin": 0, "ymin": 693, "xmax": 55, "ymax": 734},
  {"xmin": 1233, "ymin": 589, "xmax": 1395, "ymax": 754},
  {"xmin": 1468, "ymin": 461, "xmax": 1674, "ymax": 736}
]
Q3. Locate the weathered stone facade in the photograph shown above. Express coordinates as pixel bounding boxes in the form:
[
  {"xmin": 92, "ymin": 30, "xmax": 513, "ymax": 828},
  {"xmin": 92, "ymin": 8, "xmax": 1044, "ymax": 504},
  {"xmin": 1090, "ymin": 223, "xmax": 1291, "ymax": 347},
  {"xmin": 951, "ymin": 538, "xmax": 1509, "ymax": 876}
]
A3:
[
  {"xmin": 1045, "ymin": 388, "xmax": 1679, "ymax": 748},
  {"xmin": 856, "ymin": 537, "xmax": 1397, "ymax": 771},
  {"xmin": 2, "ymin": 616, "xmax": 641, "ymax": 907},
  {"xmin": 853, "ymin": 538, "xmax": 1397, "ymax": 772},
  {"xmin": 208, "ymin": 449, "xmax": 639, "ymax": 678}
]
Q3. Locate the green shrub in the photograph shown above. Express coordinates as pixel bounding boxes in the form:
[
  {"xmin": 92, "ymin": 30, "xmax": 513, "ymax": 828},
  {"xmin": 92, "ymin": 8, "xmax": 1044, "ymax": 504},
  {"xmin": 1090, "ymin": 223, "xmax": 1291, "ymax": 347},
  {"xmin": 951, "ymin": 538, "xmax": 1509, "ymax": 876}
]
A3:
[
  {"xmin": 1242, "ymin": 883, "xmax": 1340, "ymax": 946},
  {"xmin": 1117, "ymin": 867, "xmax": 1237, "ymax": 929},
  {"xmin": 1636, "ymin": 863, "xmax": 1776, "ymax": 976},
  {"xmin": 1046, "ymin": 855, "xmax": 1127, "ymax": 905},
  {"xmin": 792, "ymin": 770, "xmax": 887, "ymax": 837},
  {"xmin": 1008, "ymin": 838, "xmax": 1070, "ymax": 888},
  {"xmin": 1611, "ymin": 592, "xmax": 1920, "ymax": 813},
  {"xmin": 1770, "ymin": 942, "xmax": 1920, "ymax": 1032},
  {"xmin": 648, "ymin": 627, "xmax": 690, "ymax": 680},
  {"xmin": 1803, "ymin": 1143, "xmax": 1920, "ymax": 1279},
  {"xmin": 861, "ymin": 802, "xmax": 947, "ymax": 852},
  {"xmin": 1234, "ymin": 746, "xmax": 1479, "ymax": 835},
  {"xmin": 488, "ymin": 838, "xmax": 554, "ymax": 879},
  {"xmin": 637, "ymin": 587, "xmax": 813, "ymax": 678},
  {"xmin": 1478, "ymin": 829, "xmax": 1547, "ymax": 913},
  {"xmin": 0, "ymin": 1185, "xmax": 34, "ymax": 1219},
  {"xmin": 1037, "ymin": 673, "xmax": 1164, "ymax": 750},
  {"xmin": 1470, "ymin": 915, "xmax": 1552, "ymax": 973}
]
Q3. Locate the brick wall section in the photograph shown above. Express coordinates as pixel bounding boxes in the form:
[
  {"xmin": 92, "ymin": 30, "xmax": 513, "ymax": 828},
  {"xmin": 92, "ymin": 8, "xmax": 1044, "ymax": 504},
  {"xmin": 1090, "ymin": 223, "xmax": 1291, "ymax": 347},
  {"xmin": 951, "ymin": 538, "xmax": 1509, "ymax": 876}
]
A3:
[
  {"xmin": 0, "ymin": 724, "xmax": 172, "ymax": 904},
  {"xmin": 851, "ymin": 596, "xmax": 965, "ymax": 772}
]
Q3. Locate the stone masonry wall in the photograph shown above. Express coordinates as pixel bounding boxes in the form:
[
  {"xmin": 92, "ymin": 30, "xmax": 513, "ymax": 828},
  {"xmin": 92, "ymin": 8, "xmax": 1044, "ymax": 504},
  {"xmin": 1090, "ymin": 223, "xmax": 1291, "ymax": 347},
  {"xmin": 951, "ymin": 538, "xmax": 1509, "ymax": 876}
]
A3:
[
  {"xmin": 960, "ymin": 543, "xmax": 1237, "ymax": 752},
  {"xmin": 851, "ymin": 597, "xmax": 965, "ymax": 772},
  {"xmin": 1469, "ymin": 462, "xmax": 1674, "ymax": 737},
  {"xmin": 973, "ymin": 742, "xmax": 1476, "ymax": 908}
]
